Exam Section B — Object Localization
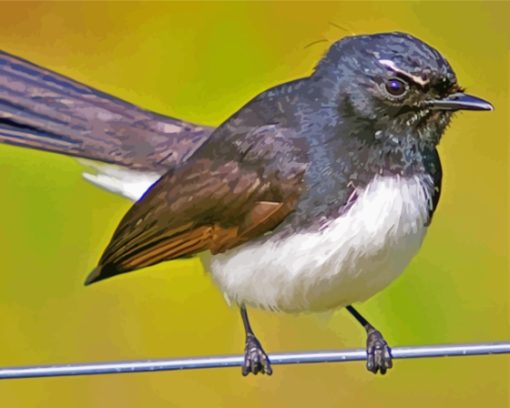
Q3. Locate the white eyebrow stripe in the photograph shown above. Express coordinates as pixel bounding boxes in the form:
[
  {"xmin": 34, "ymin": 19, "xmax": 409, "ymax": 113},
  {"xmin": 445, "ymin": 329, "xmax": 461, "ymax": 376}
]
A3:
[{"xmin": 378, "ymin": 59, "xmax": 430, "ymax": 87}]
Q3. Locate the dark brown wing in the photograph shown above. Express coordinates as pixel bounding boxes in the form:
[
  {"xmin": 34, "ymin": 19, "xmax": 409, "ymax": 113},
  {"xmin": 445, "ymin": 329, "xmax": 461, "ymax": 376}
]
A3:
[
  {"xmin": 0, "ymin": 50, "xmax": 213, "ymax": 172},
  {"xmin": 85, "ymin": 126, "xmax": 307, "ymax": 285}
]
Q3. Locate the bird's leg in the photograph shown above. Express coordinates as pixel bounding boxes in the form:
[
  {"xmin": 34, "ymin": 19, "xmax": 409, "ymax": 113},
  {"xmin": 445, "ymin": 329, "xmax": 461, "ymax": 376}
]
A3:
[
  {"xmin": 346, "ymin": 305, "xmax": 393, "ymax": 374},
  {"xmin": 240, "ymin": 306, "xmax": 272, "ymax": 376}
]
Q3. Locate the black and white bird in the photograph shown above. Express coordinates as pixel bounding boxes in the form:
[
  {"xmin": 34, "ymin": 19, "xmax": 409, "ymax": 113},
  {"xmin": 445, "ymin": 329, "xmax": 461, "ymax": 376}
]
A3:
[{"xmin": 0, "ymin": 32, "xmax": 493, "ymax": 376}]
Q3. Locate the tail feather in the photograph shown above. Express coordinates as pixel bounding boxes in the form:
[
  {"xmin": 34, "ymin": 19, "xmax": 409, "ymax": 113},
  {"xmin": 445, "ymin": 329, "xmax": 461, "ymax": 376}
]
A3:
[{"xmin": 0, "ymin": 50, "xmax": 214, "ymax": 172}]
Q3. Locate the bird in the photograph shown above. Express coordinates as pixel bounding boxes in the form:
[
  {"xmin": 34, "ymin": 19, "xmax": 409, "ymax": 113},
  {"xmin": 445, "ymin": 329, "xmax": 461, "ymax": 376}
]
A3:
[{"xmin": 0, "ymin": 32, "xmax": 493, "ymax": 376}]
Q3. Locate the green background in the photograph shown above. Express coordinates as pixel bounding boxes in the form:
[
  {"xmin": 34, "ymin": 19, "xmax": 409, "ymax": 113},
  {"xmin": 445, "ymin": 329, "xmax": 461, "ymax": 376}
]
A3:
[{"xmin": 0, "ymin": 2, "xmax": 508, "ymax": 407}]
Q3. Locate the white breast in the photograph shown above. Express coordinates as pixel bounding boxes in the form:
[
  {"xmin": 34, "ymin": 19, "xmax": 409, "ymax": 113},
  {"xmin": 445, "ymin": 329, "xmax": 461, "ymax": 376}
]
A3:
[{"xmin": 209, "ymin": 174, "xmax": 433, "ymax": 313}]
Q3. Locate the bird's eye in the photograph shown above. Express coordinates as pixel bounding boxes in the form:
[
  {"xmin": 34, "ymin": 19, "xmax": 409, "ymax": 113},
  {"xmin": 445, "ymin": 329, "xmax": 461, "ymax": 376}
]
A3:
[{"xmin": 384, "ymin": 78, "xmax": 408, "ymax": 97}]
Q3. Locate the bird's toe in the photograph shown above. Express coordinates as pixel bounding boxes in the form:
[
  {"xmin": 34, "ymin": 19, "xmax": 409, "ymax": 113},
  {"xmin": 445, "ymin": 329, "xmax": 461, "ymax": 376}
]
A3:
[
  {"xmin": 366, "ymin": 328, "xmax": 393, "ymax": 375},
  {"xmin": 242, "ymin": 334, "xmax": 272, "ymax": 376}
]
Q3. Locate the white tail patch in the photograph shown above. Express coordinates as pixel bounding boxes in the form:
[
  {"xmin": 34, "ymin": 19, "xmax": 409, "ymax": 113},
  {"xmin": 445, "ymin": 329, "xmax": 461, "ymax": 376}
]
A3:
[{"xmin": 79, "ymin": 160, "xmax": 161, "ymax": 201}]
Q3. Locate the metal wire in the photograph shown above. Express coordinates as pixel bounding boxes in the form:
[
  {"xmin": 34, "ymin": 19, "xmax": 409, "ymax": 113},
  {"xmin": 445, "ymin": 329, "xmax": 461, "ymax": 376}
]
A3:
[{"xmin": 0, "ymin": 341, "xmax": 508, "ymax": 380}]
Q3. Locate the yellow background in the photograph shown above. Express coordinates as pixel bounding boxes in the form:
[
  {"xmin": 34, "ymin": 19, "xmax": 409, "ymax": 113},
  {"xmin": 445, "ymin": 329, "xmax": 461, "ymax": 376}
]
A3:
[{"xmin": 0, "ymin": 2, "xmax": 508, "ymax": 407}]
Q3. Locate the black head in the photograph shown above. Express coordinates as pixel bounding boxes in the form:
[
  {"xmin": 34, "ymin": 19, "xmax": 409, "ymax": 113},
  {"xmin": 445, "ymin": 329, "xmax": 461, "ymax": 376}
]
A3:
[{"xmin": 314, "ymin": 32, "xmax": 492, "ymax": 146}]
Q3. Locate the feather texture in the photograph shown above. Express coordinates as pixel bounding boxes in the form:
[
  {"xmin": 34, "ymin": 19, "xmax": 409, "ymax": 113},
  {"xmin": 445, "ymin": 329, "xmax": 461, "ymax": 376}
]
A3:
[{"xmin": 210, "ymin": 174, "xmax": 433, "ymax": 312}]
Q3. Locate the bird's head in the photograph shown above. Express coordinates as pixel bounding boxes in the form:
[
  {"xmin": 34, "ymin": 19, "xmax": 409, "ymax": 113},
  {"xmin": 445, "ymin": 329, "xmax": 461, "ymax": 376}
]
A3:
[{"xmin": 314, "ymin": 32, "xmax": 492, "ymax": 146}]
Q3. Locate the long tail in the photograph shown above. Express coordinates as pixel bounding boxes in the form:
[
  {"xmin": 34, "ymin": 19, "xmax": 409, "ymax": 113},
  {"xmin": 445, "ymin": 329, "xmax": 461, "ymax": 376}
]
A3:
[{"xmin": 0, "ymin": 50, "xmax": 214, "ymax": 172}]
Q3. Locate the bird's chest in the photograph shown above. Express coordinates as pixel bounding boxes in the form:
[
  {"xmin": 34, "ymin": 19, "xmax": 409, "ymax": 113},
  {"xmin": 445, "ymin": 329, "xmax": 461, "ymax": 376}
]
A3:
[{"xmin": 209, "ymin": 174, "xmax": 434, "ymax": 313}]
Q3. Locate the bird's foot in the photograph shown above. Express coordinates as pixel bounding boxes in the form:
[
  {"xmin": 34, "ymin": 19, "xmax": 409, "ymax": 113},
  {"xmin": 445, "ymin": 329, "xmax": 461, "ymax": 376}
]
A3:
[
  {"xmin": 242, "ymin": 333, "xmax": 272, "ymax": 376},
  {"xmin": 366, "ymin": 327, "xmax": 393, "ymax": 375}
]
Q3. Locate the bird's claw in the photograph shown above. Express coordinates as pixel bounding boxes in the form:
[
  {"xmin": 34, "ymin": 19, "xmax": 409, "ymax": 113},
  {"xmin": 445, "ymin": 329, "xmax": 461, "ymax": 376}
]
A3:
[
  {"xmin": 366, "ymin": 327, "xmax": 393, "ymax": 375},
  {"xmin": 242, "ymin": 334, "xmax": 272, "ymax": 376}
]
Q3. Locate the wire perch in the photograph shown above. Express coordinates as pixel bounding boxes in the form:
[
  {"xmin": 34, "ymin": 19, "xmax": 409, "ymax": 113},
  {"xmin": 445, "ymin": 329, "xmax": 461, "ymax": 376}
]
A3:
[{"xmin": 0, "ymin": 341, "xmax": 508, "ymax": 380}]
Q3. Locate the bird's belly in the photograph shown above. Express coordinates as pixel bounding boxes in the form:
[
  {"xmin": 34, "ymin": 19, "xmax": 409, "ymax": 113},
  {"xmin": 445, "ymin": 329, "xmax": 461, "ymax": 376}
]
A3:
[{"xmin": 209, "ymin": 174, "xmax": 432, "ymax": 313}]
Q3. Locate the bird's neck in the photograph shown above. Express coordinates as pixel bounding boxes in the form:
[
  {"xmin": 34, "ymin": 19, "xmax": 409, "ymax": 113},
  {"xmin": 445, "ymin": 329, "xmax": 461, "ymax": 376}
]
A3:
[{"xmin": 307, "ymin": 105, "xmax": 438, "ymax": 182}]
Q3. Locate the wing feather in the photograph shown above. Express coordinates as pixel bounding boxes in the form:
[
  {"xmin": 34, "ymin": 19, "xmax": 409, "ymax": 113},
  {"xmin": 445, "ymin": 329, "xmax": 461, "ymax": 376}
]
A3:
[{"xmin": 86, "ymin": 126, "xmax": 307, "ymax": 284}]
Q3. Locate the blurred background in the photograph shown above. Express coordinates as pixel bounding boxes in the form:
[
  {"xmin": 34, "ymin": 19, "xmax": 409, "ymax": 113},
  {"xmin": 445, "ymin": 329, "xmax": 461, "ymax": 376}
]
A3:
[{"xmin": 0, "ymin": 2, "xmax": 508, "ymax": 407}]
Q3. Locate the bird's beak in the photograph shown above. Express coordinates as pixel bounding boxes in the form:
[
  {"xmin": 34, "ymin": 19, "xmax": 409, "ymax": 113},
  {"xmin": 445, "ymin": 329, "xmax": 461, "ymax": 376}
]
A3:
[{"xmin": 426, "ymin": 92, "xmax": 494, "ymax": 111}]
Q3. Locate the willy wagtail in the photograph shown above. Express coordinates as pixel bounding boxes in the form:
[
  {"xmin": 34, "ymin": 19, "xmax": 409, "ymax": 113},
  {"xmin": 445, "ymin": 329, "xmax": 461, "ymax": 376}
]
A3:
[{"xmin": 0, "ymin": 32, "xmax": 493, "ymax": 376}]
